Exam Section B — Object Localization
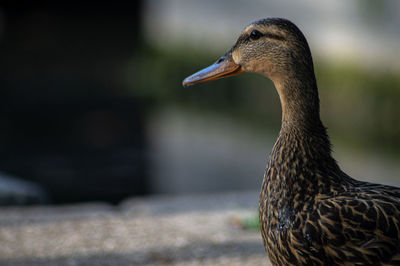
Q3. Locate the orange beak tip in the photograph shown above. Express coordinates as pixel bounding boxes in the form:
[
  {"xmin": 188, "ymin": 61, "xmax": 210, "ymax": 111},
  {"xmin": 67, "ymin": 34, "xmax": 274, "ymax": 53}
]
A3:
[{"xmin": 182, "ymin": 75, "xmax": 196, "ymax": 87}]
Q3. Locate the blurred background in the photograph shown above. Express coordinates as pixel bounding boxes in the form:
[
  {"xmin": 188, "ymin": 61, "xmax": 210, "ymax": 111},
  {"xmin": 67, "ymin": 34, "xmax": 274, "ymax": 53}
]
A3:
[{"xmin": 0, "ymin": 0, "xmax": 399, "ymax": 205}]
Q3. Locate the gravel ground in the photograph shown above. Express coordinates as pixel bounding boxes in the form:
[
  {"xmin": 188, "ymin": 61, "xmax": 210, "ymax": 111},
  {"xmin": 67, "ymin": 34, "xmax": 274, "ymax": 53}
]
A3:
[{"xmin": 0, "ymin": 191, "xmax": 271, "ymax": 266}]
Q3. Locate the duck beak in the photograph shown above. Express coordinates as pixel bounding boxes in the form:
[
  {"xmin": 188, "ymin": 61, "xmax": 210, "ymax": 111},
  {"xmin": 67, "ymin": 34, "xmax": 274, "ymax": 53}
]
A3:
[{"xmin": 182, "ymin": 53, "xmax": 243, "ymax": 87}]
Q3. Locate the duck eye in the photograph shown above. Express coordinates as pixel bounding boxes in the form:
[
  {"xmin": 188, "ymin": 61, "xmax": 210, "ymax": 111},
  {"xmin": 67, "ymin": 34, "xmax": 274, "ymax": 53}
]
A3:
[{"xmin": 250, "ymin": 30, "xmax": 262, "ymax": 40}]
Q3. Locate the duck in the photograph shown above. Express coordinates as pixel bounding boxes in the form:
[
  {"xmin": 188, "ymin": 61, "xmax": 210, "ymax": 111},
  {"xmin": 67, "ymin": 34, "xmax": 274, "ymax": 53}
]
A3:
[{"xmin": 182, "ymin": 18, "xmax": 400, "ymax": 265}]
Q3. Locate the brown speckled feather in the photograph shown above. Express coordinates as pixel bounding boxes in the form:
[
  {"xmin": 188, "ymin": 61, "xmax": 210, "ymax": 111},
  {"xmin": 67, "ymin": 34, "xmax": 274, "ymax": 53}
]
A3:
[
  {"xmin": 260, "ymin": 128, "xmax": 400, "ymax": 265},
  {"xmin": 183, "ymin": 17, "xmax": 400, "ymax": 266}
]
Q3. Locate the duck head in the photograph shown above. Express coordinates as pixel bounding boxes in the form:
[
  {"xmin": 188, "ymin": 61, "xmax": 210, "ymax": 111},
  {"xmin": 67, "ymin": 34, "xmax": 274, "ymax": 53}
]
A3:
[{"xmin": 183, "ymin": 18, "xmax": 315, "ymax": 87}]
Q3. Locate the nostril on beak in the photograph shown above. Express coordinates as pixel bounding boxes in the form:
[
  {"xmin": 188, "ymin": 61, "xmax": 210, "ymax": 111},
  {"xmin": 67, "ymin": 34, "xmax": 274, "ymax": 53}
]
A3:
[{"xmin": 216, "ymin": 56, "xmax": 225, "ymax": 64}]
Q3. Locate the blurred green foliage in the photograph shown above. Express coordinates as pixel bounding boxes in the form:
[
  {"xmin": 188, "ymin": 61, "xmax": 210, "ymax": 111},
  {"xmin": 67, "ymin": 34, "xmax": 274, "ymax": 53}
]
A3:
[
  {"xmin": 317, "ymin": 62, "xmax": 400, "ymax": 155},
  {"xmin": 124, "ymin": 44, "xmax": 400, "ymax": 157},
  {"xmin": 239, "ymin": 214, "xmax": 261, "ymax": 231}
]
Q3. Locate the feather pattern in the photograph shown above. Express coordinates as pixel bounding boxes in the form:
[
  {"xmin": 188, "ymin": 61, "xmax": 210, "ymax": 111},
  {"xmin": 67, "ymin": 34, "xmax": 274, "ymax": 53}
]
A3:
[{"xmin": 182, "ymin": 17, "xmax": 400, "ymax": 266}]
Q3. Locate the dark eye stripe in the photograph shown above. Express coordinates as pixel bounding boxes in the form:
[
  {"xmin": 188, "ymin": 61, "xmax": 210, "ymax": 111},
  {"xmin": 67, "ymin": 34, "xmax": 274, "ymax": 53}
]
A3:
[
  {"xmin": 235, "ymin": 31, "xmax": 285, "ymax": 47},
  {"xmin": 264, "ymin": 33, "xmax": 285, "ymax": 41}
]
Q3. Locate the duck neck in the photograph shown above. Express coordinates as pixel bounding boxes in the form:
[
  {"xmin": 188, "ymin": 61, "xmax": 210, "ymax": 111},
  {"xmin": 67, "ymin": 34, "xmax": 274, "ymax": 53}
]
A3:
[
  {"xmin": 275, "ymin": 71, "xmax": 323, "ymax": 134},
  {"xmin": 269, "ymin": 71, "xmax": 339, "ymax": 197}
]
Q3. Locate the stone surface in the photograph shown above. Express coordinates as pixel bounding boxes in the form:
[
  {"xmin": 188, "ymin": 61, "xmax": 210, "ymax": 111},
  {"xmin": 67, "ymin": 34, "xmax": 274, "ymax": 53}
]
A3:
[{"xmin": 0, "ymin": 191, "xmax": 271, "ymax": 265}]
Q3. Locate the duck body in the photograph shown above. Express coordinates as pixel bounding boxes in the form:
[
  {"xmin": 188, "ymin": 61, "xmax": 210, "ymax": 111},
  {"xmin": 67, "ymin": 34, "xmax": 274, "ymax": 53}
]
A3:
[
  {"xmin": 183, "ymin": 18, "xmax": 400, "ymax": 265},
  {"xmin": 260, "ymin": 125, "xmax": 400, "ymax": 265}
]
